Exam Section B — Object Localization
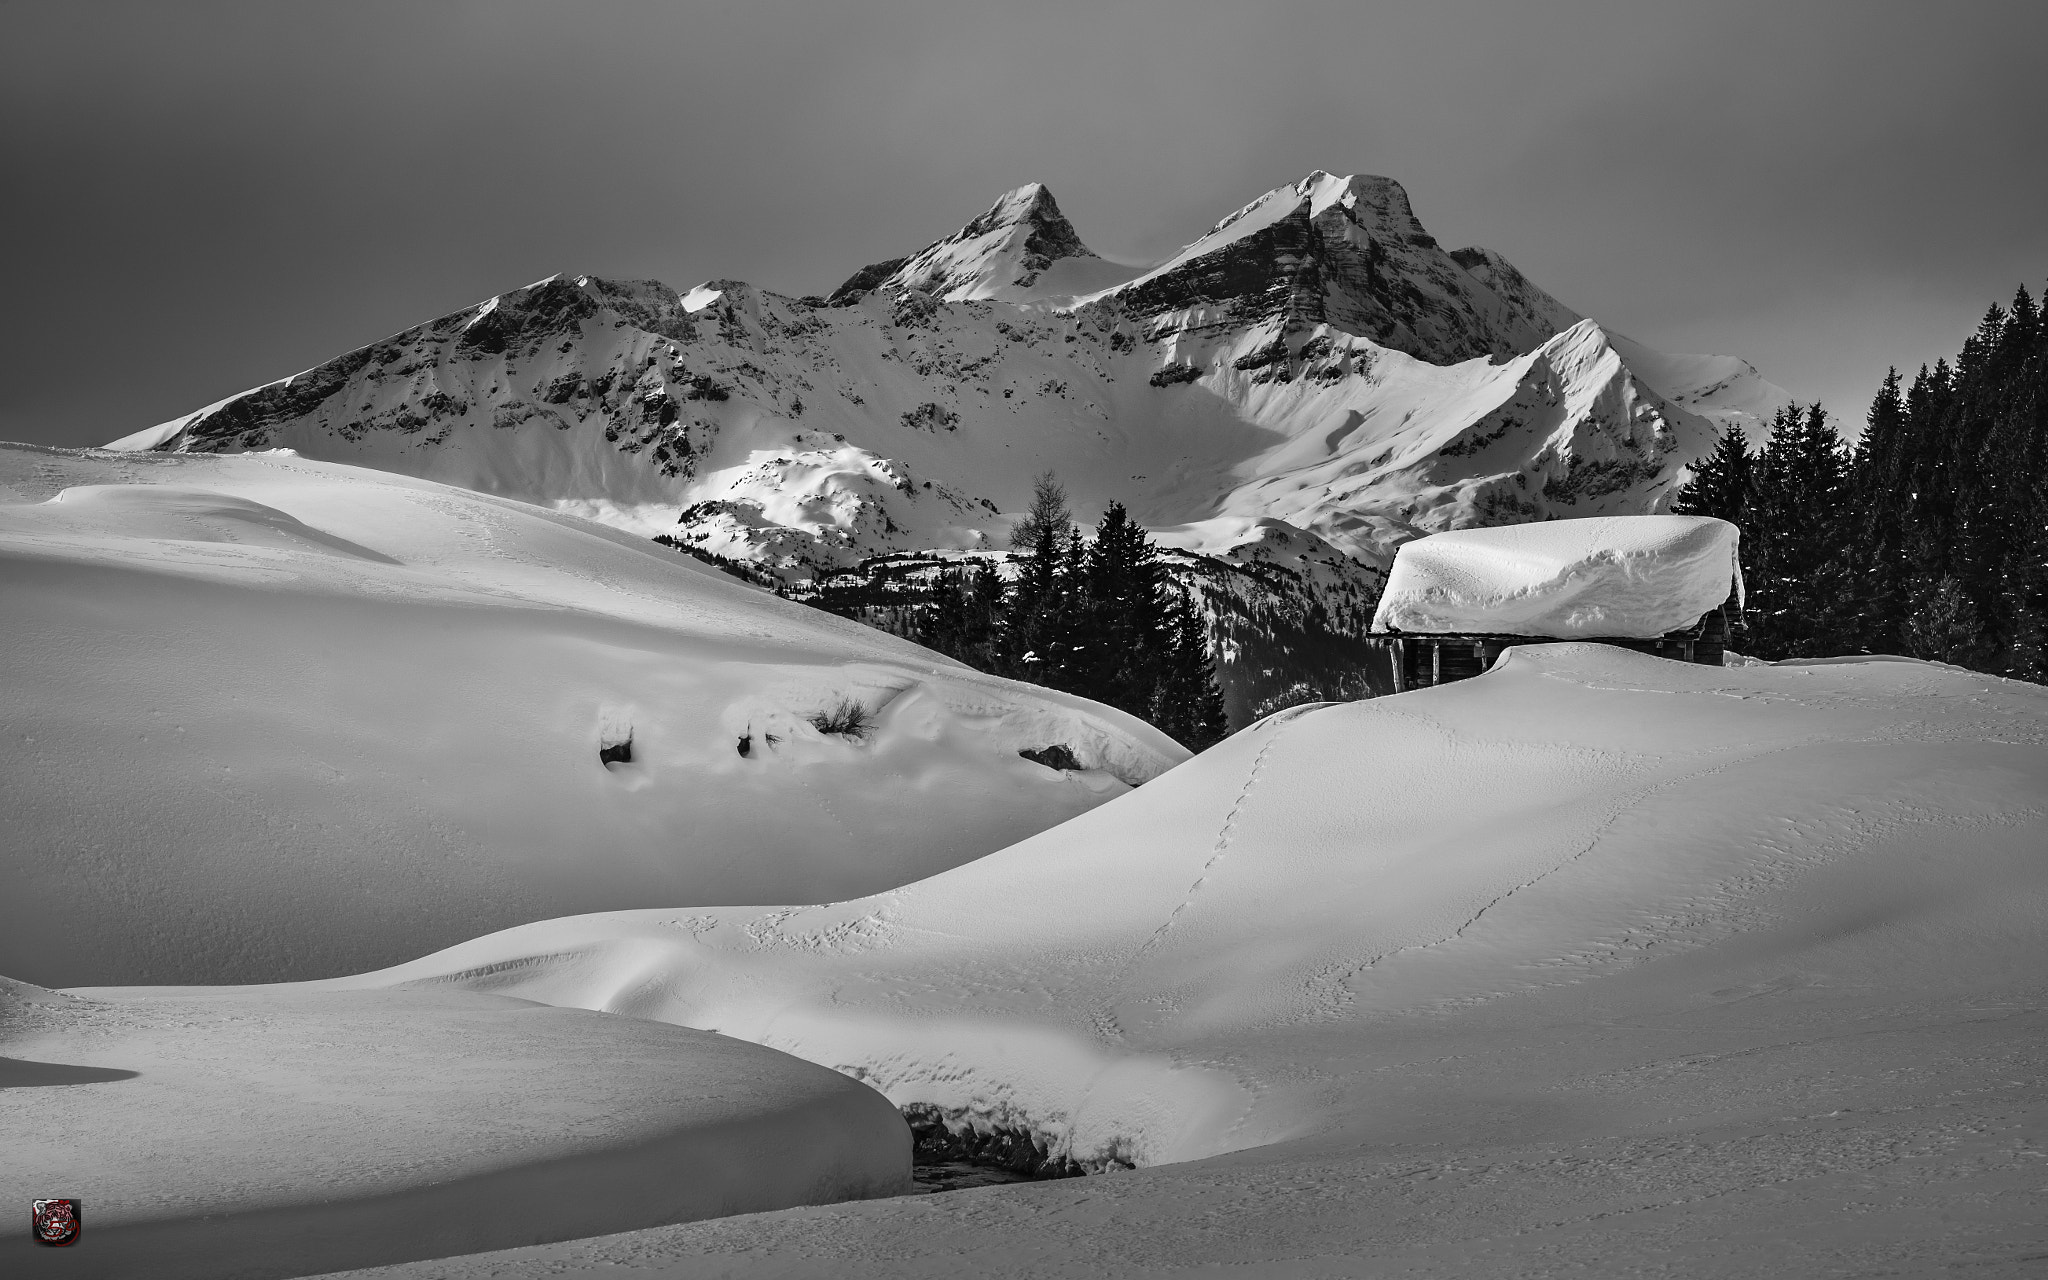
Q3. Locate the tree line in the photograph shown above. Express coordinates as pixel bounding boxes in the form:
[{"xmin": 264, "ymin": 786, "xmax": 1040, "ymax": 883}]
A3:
[
  {"xmin": 1675, "ymin": 282, "xmax": 2047, "ymax": 679},
  {"xmin": 807, "ymin": 474, "xmax": 1231, "ymax": 750}
]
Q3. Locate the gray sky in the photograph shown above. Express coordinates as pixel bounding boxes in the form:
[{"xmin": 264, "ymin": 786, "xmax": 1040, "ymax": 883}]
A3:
[{"xmin": 4, "ymin": 0, "xmax": 2043, "ymax": 448}]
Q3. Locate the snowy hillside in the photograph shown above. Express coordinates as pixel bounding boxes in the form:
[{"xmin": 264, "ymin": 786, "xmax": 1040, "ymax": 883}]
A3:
[
  {"xmin": 305, "ymin": 644, "xmax": 2047, "ymax": 1276},
  {"xmin": 0, "ymin": 443, "xmax": 1185, "ymax": 986},
  {"xmin": 109, "ymin": 171, "xmax": 1789, "ymax": 585}
]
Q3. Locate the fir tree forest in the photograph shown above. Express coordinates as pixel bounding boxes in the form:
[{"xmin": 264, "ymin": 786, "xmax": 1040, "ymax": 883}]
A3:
[
  {"xmin": 1675, "ymin": 283, "xmax": 2048, "ymax": 679},
  {"xmin": 805, "ymin": 473, "xmax": 1234, "ymax": 750}
]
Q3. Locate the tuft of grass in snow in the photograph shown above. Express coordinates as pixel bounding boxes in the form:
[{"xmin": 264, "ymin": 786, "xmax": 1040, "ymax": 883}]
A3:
[
  {"xmin": 809, "ymin": 697, "xmax": 873, "ymax": 740},
  {"xmin": 1018, "ymin": 744, "xmax": 1082, "ymax": 772}
]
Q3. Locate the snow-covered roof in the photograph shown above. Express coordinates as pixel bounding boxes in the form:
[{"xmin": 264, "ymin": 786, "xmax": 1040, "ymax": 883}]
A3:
[{"xmin": 1370, "ymin": 515, "xmax": 1743, "ymax": 639}]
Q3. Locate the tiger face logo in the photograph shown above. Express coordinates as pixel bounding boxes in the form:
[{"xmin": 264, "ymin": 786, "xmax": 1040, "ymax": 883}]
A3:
[{"xmin": 32, "ymin": 1198, "xmax": 81, "ymax": 1246}]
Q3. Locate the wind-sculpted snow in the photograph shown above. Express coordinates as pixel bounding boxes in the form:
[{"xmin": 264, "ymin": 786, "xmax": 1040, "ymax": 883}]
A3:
[
  {"xmin": 10, "ymin": 645, "xmax": 2041, "ymax": 1278},
  {"xmin": 336, "ymin": 647, "xmax": 2048, "ymax": 1188},
  {"xmin": 0, "ymin": 974, "xmax": 910, "ymax": 1278},
  {"xmin": 0, "ymin": 444, "xmax": 1184, "ymax": 986}
]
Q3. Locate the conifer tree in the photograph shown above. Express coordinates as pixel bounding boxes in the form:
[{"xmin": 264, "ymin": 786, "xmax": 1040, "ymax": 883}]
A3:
[
  {"xmin": 1840, "ymin": 369, "xmax": 1912, "ymax": 652},
  {"xmin": 998, "ymin": 477, "xmax": 1075, "ymax": 681},
  {"xmin": 1079, "ymin": 502, "xmax": 1166, "ymax": 709},
  {"xmin": 1151, "ymin": 588, "xmax": 1229, "ymax": 749},
  {"xmin": 1904, "ymin": 576, "xmax": 1983, "ymax": 665},
  {"xmin": 1671, "ymin": 423, "xmax": 1754, "ymax": 526},
  {"xmin": 1743, "ymin": 403, "xmax": 1857, "ymax": 657},
  {"xmin": 1009, "ymin": 471, "xmax": 1072, "ymax": 550}
]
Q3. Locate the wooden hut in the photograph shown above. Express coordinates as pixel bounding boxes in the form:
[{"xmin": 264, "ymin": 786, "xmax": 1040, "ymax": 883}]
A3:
[
  {"xmin": 1362, "ymin": 515, "xmax": 1744, "ymax": 696},
  {"xmin": 1359, "ymin": 600, "xmax": 1733, "ymax": 696}
]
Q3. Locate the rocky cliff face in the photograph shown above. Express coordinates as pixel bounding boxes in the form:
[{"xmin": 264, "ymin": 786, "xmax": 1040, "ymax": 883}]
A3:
[{"xmin": 1113, "ymin": 173, "xmax": 1559, "ymax": 363}]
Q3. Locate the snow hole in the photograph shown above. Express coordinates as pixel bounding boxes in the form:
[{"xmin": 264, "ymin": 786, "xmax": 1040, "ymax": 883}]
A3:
[{"xmin": 597, "ymin": 708, "xmax": 635, "ymax": 772}]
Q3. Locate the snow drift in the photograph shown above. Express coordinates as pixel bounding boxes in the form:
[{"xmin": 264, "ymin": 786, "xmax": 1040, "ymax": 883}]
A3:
[
  {"xmin": 1369, "ymin": 514, "xmax": 1744, "ymax": 637},
  {"xmin": 0, "ymin": 444, "xmax": 1185, "ymax": 986},
  {"xmin": 10, "ymin": 647, "xmax": 2042, "ymax": 1278},
  {"xmin": 0, "ymin": 974, "xmax": 908, "ymax": 1278},
  {"xmin": 336, "ymin": 646, "xmax": 2048, "ymax": 1175}
]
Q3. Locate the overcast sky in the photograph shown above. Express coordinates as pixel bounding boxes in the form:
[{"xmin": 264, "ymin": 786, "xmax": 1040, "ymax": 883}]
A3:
[{"xmin": 4, "ymin": 0, "xmax": 2043, "ymax": 448}]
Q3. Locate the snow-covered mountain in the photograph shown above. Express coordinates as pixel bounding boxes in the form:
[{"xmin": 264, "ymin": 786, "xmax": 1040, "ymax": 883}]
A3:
[
  {"xmin": 0, "ymin": 443, "xmax": 1184, "ymax": 986},
  {"xmin": 107, "ymin": 172, "xmax": 1791, "ymax": 715},
  {"xmin": 834, "ymin": 181, "xmax": 1145, "ymax": 304},
  {"xmin": 113, "ymin": 171, "xmax": 1786, "ymax": 561}
]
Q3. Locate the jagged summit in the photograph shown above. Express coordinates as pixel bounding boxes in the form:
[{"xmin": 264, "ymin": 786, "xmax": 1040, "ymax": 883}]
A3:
[
  {"xmin": 831, "ymin": 182, "xmax": 1140, "ymax": 305},
  {"xmin": 1191, "ymin": 171, "xmax": 1427, "ymax": 253},
  {"xmin": 1103, "ymin": 169, "xmax": 1563, "ymax": 364}
]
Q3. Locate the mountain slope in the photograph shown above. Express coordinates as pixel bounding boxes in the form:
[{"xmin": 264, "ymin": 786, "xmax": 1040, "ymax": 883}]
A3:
[{"xmin": 0, "ymin": 443, "xmax": 1185, "ymax": 985}]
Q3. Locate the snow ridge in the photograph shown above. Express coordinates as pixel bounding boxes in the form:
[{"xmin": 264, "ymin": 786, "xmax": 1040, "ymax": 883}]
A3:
[{"xmin": 854, "ymin": 183, "xmax": 1120, "ymax": 303}]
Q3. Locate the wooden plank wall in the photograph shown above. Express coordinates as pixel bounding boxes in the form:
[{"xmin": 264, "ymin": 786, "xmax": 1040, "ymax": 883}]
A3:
[{"xmin": 1362, "ymin": 608, "xmax": 1731, "ymax": 696}]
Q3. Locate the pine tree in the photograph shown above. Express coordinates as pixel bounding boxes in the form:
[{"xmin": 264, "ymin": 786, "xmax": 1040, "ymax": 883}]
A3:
[
  {"xmin": 1009, "ymin": 471, "xmax": 1072, "ymax": 550},
  {"xmin": 1150, "ymin": 588, "xmax": 1229, "ymax": 749},
  {"xmin": 1904, "ymin": 576, "xmax": 1984, "ymax": 665},
  {"xmin": 1671, "ymin": 424, "xmax": 1754, "ymax": 526},
  {"xmin": 1079, "ymin": 502, "xmax": 1167, "ymax": 709},
  {"xmin": 1743, "ymin": 403, "xmax": 1857, "ymax": 658},
  {"xmin": 995, "ymin": 472, "xmax": 1078, "ymax": 680},
  {"xmin": 1845, "ymin": 368, "xmax": 1911, "ymax": 653}
]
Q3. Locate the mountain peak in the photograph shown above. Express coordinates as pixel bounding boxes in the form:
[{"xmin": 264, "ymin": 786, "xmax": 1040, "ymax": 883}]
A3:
[
  {"xmin": 959, "ymin": 181, "xmax": 1062, "ymax": 235},
  {"xmin": 831, "ymin": 181, "xmax": 1133, "ymax": 304},
  {"xmin": 1104, "ymin": 168, "xmax": 1559, "ymax": 362},
  {"xmin": 1294, "ymin": 171, "xmax": 1421, "ymax": 233}
]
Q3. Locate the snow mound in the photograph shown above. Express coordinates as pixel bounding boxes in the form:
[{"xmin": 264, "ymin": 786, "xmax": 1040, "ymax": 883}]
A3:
[
  {"xmin": 0, "ymin": 443, "xmax": 1186, "ymax": 986},
  {"xmin": 321, "ymin": 646, "xmax": 2048, "ymax": 1278},
  {"xmin": 334, "ymin": 647, "xmax": 2048, "ymax": 1178},
  {"xmin": 0, "ymin": 976, "xmax": 907, "ymax": 1277},
  {"xmin": 1370, "ymin": 514, "xmax": 1743, "ymax": 637}
]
